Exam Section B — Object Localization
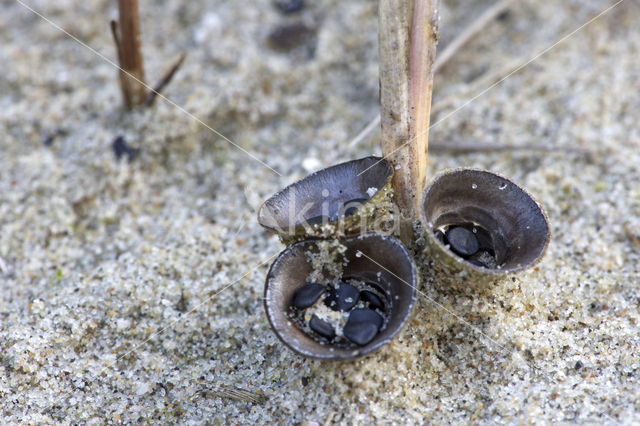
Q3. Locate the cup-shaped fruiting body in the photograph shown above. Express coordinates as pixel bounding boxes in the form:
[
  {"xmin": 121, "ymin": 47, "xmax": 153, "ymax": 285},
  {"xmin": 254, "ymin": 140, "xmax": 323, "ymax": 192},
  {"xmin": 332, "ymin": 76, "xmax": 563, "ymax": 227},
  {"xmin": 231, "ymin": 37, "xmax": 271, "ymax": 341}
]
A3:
[
  {"xmin": 264, "ymin": 234, "xmax": 416, "ymax": 360},
  {"xmin": 258, "ymin": 156, "xmax": 394, "ymax": 243},
  {"xmin": 420, "ymin": 168, "xmax": 550, "ymax": 285}
]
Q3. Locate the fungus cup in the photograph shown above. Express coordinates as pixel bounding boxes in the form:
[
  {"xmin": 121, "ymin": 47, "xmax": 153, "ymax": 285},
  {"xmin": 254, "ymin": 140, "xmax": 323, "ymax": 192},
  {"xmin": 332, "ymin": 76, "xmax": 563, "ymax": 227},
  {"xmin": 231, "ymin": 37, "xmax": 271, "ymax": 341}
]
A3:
[
  {"xmin": 264, "ymin": 234, "xmax": 417, "ymax": 360},
  {"xmin": 420, "ymin": 168, "xmax": 550, "ymax": 286},
  {"xmin": 258, "ymin": 156, "xmax": 395, "ymax": 243}
]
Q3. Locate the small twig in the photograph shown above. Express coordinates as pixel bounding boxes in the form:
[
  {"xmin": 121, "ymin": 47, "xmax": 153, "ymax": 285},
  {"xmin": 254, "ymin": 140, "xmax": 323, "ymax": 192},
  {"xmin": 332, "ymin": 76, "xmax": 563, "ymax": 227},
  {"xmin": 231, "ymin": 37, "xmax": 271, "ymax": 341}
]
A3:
[
  {"xmin": 431, "ymin": 56, "xmax": 523, "ymax": 115},
  {"xmin": 144, "ymin": 52, "xmax": 187, "ymax": 107},
  {"xmin": 323, "ymin": 412, "xmax": 336, "ymax": 426},
  {"xmin": 622, "ymin": 225, "xmax": 640, "ymax": 249},
  {"xmin": 429, "ymin": 138, "xmax": 589, "ymax": 154},
  {"xmin": 190, "ymin": 381, "xmax": 265, "ymax": 404},
  {"xmin": 348, "ymin": 114, "xmax": 380, "ymax": 149},
  {"xmin": 352, "ymin": 130, "xmax": 588, "ymax": 154},
  {"xmin": 110, "ymin": 20, "xmax": 123, "ymax": 67},
  {"xmin": 112, "ymin": 1, "xmax": 186, "ymax": 110},
  {"xmin": 435, "ymin": 0, "xmax": 513, "ymax": 69}
]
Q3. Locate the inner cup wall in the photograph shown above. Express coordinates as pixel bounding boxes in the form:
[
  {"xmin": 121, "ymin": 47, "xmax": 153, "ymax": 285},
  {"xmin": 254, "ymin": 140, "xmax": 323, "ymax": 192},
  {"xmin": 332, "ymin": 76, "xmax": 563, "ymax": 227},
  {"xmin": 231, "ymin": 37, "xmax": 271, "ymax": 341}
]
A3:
[
  {"xmin": 422, "ymin": 169, "xmax": 549, "ymax": 271},
  {"xmin": 264, "ymin": 235, "xmax": 415, "ymax": 360}
]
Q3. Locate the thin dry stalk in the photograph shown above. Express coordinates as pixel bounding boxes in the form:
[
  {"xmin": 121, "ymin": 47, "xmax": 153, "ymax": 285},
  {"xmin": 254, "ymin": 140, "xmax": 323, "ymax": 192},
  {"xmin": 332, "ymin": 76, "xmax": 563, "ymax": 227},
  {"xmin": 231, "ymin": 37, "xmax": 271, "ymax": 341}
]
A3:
[
  {"xmin": 144, "ymin": 53, "xmax": 187, "ymax": 107},
  {"xmin": 623, "ymin": 224, "xmax": 640, "ymax": 249},
  {"xmin": 431, "ymin": 56, "xmax": 523, "ymax": 114},
  {"xmin": 429, "ymin": 138, "xmax": 588, "ymax": 154},
  {"xmin": 113, "ymin": 0, "xmax": 146, "ymax": 109},
  {"xmin": 435, "ymin": 0, "xmax": 512, "ymax": 68},
  {"xmin": 111, "ymin": 1, "xmax": 186, "ymax": 110},
  {"xmin": 379, "ymin": 0, "xmax": 439, "ymax": 218}
]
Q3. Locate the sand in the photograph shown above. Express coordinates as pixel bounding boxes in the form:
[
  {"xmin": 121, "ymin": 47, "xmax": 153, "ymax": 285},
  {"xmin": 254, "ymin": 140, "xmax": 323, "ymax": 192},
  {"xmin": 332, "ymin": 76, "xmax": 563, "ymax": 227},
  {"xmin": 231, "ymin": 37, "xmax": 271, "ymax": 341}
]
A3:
[{"xmin": 1, "ymin": 0, "xmax": 639, "ymax": 423}]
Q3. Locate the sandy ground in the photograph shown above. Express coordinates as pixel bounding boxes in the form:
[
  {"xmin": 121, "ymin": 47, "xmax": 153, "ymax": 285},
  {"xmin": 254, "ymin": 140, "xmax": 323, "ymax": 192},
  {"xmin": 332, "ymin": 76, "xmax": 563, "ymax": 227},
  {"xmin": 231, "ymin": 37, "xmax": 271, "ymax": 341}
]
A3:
[{"xmin": 1, "ymin": 0, "xmax": 639, "ymax": 423}]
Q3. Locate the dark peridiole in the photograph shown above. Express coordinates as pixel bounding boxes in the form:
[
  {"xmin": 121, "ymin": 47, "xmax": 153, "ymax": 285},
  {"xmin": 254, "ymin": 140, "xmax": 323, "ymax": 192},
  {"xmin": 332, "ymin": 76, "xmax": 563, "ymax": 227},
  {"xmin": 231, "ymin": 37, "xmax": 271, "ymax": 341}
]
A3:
[
  {"xmin": 324, "ymin": 282, "xmax": 360, "ymax": 312},
  {"xmin": 421, "ymin": 168, "xmax": 550, "ymax": 276},
  {"xmin": 291, "ymin": 283, "xmax": 325, "ymax": 309},
  {"xmin": 264, "ymin": 234, "xmax": 416, "ymax": 360}
]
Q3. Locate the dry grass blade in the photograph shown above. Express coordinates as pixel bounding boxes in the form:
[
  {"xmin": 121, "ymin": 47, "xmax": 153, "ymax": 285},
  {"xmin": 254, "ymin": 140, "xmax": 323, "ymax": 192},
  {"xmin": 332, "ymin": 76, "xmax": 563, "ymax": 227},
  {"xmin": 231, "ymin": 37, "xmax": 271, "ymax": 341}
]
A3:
[
  {"xmin": 622, "ymin": 224, "xmax": 640, "ymax": 249},
  {"xmin": 429, "ymin": 138, "xmax": 589, "ymax": 154},
  {"xmin": 144, "ymin": 52, "xmax": 187, "ymax": 107},
  {"xmin": 435, "ymin": 0, "xmax": 513, "ymax": 68},
  {"xmin": 195, "ymin": 382, "xmax": 265, "ymax": 404},
  {"xmin": 431, "ymin": 56, "xmax": 523, "ymax": 115},
  {"xmin": 324, "ymin": 412, "xmax": 336, "ymax": 425},
  {"xmin": 110, "ymin": 20, "xmax": 123, "ymax": 67}
]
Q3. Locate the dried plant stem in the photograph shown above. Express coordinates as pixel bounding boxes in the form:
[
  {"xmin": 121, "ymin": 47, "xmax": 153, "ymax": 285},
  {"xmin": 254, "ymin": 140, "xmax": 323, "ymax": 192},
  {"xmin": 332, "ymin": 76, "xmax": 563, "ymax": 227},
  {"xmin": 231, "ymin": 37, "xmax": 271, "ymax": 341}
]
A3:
[
  {"xmin": 431, "ymin": 56, "xmax": 523, "ymax": 114},
  {"xmin": 429, "ymin": 138, "xmax": 588, "ymax": 154},
  {"xmin": 111, "ymin": 1, "xmax": 186, "ymax": 110},
  {"xmin": 622, "ymin": 224, "xmax": 640, "ymax": 249},
  {"xmin": 113, "ymin": 0, "xmax": 146, "ymax": 109},
  {"xmin": 379, "ymin": 0, "xmax": 439, "ymax": 218},
  {"xmin": 190, "ymin": 380, "xmax": 264, "ymax": 404},
  {"xmin": 144, "ymin": 53, "xmax": 186, "ymax": 107},
  {"xmin": 435, "ymin": 0, "xmax": 512, "ymax": 67}
]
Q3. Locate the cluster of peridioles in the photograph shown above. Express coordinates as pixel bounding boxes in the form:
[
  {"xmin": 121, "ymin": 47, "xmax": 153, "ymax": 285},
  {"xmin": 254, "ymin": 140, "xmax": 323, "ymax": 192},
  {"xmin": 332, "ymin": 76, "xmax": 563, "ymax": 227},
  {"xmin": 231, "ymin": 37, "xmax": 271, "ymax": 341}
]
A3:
[{"xmin": 259, "ymin": 156, "xmax": 550, "ymax": 360}]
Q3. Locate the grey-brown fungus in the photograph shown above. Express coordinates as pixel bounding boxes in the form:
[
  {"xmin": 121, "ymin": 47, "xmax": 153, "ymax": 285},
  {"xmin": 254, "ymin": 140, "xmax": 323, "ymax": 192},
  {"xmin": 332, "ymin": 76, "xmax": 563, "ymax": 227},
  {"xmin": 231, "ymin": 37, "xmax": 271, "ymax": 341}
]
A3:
[
  {"xmin": 421, "ymin": 168, "xmax": 550, "ymax": 279},
  {"xmin": 263, "ymin": 234, "xmax": 416, "ymax": 360},
  {"xmin": 258, "ymin": 156, "xmax": 394, "ymax": 243}
]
